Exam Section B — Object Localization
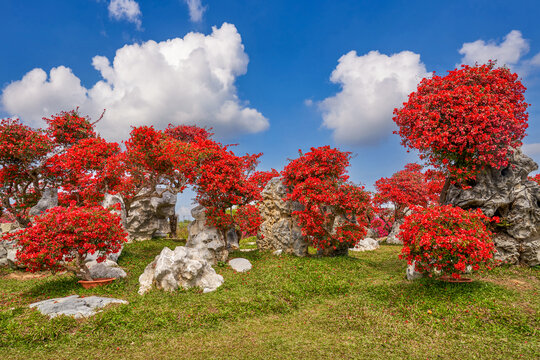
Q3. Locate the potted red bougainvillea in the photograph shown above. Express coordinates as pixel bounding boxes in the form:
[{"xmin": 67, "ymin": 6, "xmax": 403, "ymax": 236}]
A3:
[
  {"xmin": 3, "ymin": 205, "xmax": 127, "ymax": 287},
  {"xmin": 398, "ymin": 205, "xmax": 497, "ymax": 281}
]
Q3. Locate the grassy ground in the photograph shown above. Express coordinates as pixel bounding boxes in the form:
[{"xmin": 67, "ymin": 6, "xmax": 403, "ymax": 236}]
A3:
[{"xmin": 0, "ymin": 239, "xmax": 538, "ymax": 360}]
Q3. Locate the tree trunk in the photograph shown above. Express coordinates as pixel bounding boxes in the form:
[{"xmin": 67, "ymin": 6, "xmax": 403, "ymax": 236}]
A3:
[
  {"xmin": 439, "ymin": 177, "xmax": 452, "ymax": 205},
  {"xmin": 76, "ymin": 254, "xmax": 93, "ymax": 281},
  {"xmin": 169, "ymin": 214, "xmax": 178, "ymax": 238}
]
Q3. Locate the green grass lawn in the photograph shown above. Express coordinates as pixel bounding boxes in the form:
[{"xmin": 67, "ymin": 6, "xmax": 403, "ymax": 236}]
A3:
[{"xmin": 0, "ymin": 239, "xmax": 538, "ymax": 360}]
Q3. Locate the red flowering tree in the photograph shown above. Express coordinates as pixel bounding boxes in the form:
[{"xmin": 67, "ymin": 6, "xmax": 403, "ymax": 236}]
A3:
[
  {"xmin": 399, "ymin": 205, "xmax": 496, "ymax": 279},
  {"xmin": 393, "ymin": 62, "xmax": 529, "ymax": 203},
  {"xmin": 0, "ymin": 110, "xmax": 121, "ymax": 226},
  {"xmin": 191, "ymin": 137, "xmax": 263, "ymax": 241},
  {"xmin": 111, "ymin": 125, "xmax": 198, "ymax": 217},
  {"xmin": 373, "ymin": 163, "xmax": 443, "ymax": 222},
  {"xmin": 4, "ymin": 205, "xmax": 127, "ymax": 280},
  {"xmin": 46, "ymin": 137, "xmax": 123, "ymax": 206},
  {"xmin": 0, "ymin": 118, "xmax": 51, "ymax": 226},
  {"xmin": 282, "ymin": 146, "xmax": 372, "ymax": 255}
]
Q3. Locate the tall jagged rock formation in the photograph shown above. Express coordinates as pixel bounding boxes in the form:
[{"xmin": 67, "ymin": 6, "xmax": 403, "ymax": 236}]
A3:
[
  {"xmin": 446, "ymin": 147, "xmax": 540, "ymax": 266},
  {"xmin": 257, "ymin": 177, "xmax": 308, "ymax": 256}
]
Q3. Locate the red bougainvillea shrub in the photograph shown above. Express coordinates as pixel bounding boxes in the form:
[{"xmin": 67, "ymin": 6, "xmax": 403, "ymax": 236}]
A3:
[
  {"xmin": 398, "ymin": 205, "xmax": 497, "ymax": 279},
  {"xmin": 113, "ymin": 125, "xmax": 198, "ymax": 216},
  {"xmin": 394, "ymin": 62, "xmax": 529, "ymax": 185},
  {"xmin": 191, "ymin": 137, "xmax": 263, "ymax": 240},
  {"xmin": 283, "ymin": 146, "xmax": 372, "ymax": 254},
  {"xmin": 44, "ymin": 109, "xmax": 96, "ymax": 146},
  {"xmin": 374, "ymin": 163, "xmax": 443, "ymax": 221},
  {"xmin": 0, "ymin": 118, "xmax": 52, "ymax": 226},
  {"xmin": 46, "ymin": 137, "xmax": 123, "ymax": 206},
  {"xmin": 164, "ymin": 124, "xmax": 213, "ymax": 143},
  {"xmin": 235, "ymin": 204, "xmax": 263, "ymax": 237},
  {"xmin": 4, "ymin": 206, "xmax": 127, "ymax": 281},
  {"xmin": 0, "ymin": 110, "xmax": 125, "ymax": 226}
]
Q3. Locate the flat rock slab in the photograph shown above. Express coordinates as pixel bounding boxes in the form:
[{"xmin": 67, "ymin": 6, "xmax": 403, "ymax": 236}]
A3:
[
  {"xmin": 229, "ymin": 258, "xmax": 252, "ymax": 272},
  {"xmin": 29, "ymin": 295, "xmax": 128, "ymax": 319}
]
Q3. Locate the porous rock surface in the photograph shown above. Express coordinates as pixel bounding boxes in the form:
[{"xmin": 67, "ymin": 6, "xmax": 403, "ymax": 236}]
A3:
[
  {"xmin": 350, "ymin": 238, "xmax": 380, "ymax": 252},
  {"xmin": 446, "ymin": 147, "xmax": 540, "ymax": 266},
  {"xmin": 257, "ymin": 177, "xmax": 308, "ymax": 256},
  {"xmin": 186, "ymin": 205, "xmax": 228, "ymax": 264},
  {"xmin": 28, "ymin": 188, "xmax": 58, "ymax": 217},
  {"xmin": 0, "ymin": 222, "xmax": 20, "ymax": 268},
  {"xmin": 125, "ymin": 190, "xmax": 177, "ymax": 240},
  {"xmin": 29, "ymin": 295, "xmax": 128, "ymax": 319},
  {"xmin": 138, "ymin": 246, "xmax": 224, "ymax": 295},
  {"xmin": 85, "ymin": 259, "xmax": 127, "ymax": 279}
]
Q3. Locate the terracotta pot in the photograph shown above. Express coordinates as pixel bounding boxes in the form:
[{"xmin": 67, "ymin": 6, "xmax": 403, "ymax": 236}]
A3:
[
  {"xmin": 438, "ymin": 275, "xmax": 473, "ymax": 283},
  {"xmin": 78, "ymin": 277, "xmax": 115, "ymax": 289}
]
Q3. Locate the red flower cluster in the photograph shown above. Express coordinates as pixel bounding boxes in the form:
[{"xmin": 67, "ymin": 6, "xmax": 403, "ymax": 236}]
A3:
[
  {"xmin": 164, "ymin": 124, "xmax": 213, "ymax": 143},
  {"xmin": 192, "ymin": 137, "xmax": 263, "ymax": 238},
  {"xmin": 528, "ymin": 173, "xmax": 540, "ymax": 186},
  {"xmin": 394, "ymin": 62, "xmax": 528, "ymax": 183},
  {"xmin": 374, "ymin": 163, "xmax": 443, "ymax": 221},
  {"xmin": 4, "ymin": 206, "xmax": 127, "ymax": 280},
  {"xmin": 398, "ymin": 205, "xmax": 496, "ymax": 279},
  {"xmin": 283, "ymin": 146, "xmax": 372, "ymax": 252},
  {"xmin": 44, "ymin": 110, "xmax": 96, "ymax": 146}
]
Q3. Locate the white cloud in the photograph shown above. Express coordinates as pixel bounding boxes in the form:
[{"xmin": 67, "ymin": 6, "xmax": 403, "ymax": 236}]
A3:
[
  {"xmin": 319, "ymin": 50, "xmax": 429, "ymax": 145},
  {"xmin": 459, "ymin": 30, "xmax": 529, "ymax": 67},
  {"xmin": 108, "ymin": 0, "xmax": 142, "ymax": 29},
  {"xmin": 184, "ymin": 0, "xmax": 207, "ymax": 23},
  {"xmin": 522, "ymin": 143, "xmax": 540, "ymax": 156},
  {"xmin": 458, "ymin": 30, "xmax": 540, "ymax": 75},
  {"xmin": 1, "ymin": 23, "xmax": 269, "ymax": 140}
]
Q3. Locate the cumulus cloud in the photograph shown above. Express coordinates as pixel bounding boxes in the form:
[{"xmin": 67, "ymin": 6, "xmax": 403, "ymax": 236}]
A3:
[
  {"xmin": 1, "ymin": 23, "xmax": 269, "ymax": 140},
  {"xmin": 459, "ymin": 30, "xmax": 529, "ymax": 66},
  {"xmin": 458, "ymin": 30, "xmax": 540, "ymax": 75},
  {"xmin": 108, "ymin": 0, "xmax": 142, "ymax": 29},
  {"xmin": 184, "ymin": 0, "xmax": 207, "ymax": 23},
  {"xmin": 319, "ymin": 50, "xmax": 429, "ymax": 146}
]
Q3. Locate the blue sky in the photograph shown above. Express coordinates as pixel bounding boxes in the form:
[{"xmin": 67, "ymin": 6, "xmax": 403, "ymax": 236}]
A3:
[{"xmin": 2, "ymin": 0, "xmax": 540, "ymax": 218}]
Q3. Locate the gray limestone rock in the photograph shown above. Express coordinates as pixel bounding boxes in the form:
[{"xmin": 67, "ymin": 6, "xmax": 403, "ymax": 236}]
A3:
[
  {"xmin": 102, "ymin": 193, "xmax": 127, "ymax": 227},
  {"xmin": 385, "ymin": 219, "xmax": 404, "ymax": 245},
  {"xmin": 86, "ymin": 260, "xmax": 127, "ymax": 279},
  {"xmin": 29, "ymin": 295, "xmax": 128, "ymax": 319},
  {"xmin": 406, "ymin": 261, "xmax": 424, "ymax": 281},
  {"xmin": 257, "ymin": 177, "xmax": 308, "ymax": 256},
  {"xmin": 228, "ymin": 258, "xmax": 252, "ymax": 272},
  {"xmin": 226, "ymin": 227, "xmax": 241, "ymax": 250},
  {"xmin": 28, "ymin": 188, "xmax": 58, "ymax": 217},
  {"xmin": 138, "ymin": 246, "xmax": 224, "ymax": 295},
  {"xmin": 350, "ymin": 238, "xmax": 380, "ymax": 252},
  {"xmin": 0, "ymin": 223, "xmax": 20, "ymax": 268},
  {"xmin": 125, "ymin": 190, "xmax": 177, "ymax": 240},
  {"xmin": 186, "ymin": 205, "xmax": 228, "ymax": 264},
  {"xmin": 84, "ymin": 247, "xmax": 123, "ymax": 263},
  {"xmin": 446, "ymin": 147, "xmax": 540, "ymax": 266}
]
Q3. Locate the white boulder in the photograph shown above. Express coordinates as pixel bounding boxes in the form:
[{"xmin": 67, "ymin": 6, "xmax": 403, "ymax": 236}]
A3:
[{"xmin": 138, "ymin": 246, "xmax": 224, "ymax": 295}]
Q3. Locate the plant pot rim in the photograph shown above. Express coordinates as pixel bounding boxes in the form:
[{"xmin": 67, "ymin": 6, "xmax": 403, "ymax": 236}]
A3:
[{"xmin": 78, "ymin": 277, "xmax": 116, "ymax": 288}]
